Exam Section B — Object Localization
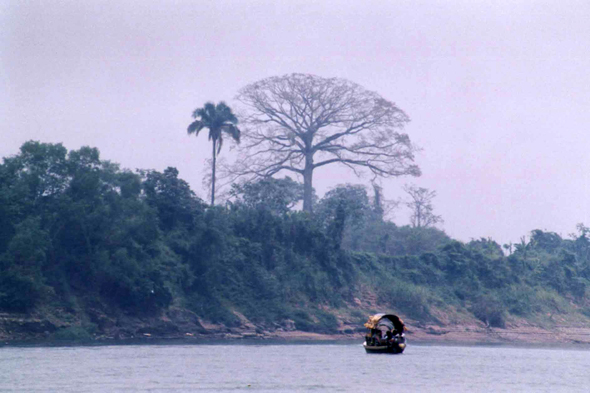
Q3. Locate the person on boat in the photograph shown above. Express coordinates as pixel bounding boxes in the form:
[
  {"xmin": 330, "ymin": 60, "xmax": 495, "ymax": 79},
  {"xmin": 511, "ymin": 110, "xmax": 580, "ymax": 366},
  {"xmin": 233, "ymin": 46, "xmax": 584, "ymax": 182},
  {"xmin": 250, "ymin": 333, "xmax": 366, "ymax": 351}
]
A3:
[
  {"xmin": 365, "ymin": 329, "xmax": 374, "ymax": 345},
  {"xmin": 376, "ymin": 329, "xmax": 387, "ymax": 345},
  {"xmin": 392, "ymin": 318, "xmax": 406, "ymax": 337},
  {"xmin": 385, "ymin": 330, "xmax": 393, "ymax": 342},
  {"xmin": 369, "ymin": 329, "xmax": 382, "ymax": 345}
]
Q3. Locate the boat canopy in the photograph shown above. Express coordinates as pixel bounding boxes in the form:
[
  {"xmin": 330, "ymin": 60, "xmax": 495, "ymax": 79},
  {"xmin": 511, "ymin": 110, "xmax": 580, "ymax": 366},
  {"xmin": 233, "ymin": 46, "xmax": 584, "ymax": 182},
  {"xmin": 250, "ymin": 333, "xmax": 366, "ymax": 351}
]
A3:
[{"xmin": 363, "ymin": 313, "xmax": 406, "ymax": 333}]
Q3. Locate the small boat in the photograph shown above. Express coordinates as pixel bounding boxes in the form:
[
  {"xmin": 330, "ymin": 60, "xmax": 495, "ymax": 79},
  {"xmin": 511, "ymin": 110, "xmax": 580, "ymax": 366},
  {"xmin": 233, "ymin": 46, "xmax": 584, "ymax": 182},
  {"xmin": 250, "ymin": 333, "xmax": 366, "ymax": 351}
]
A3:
[{"xmin": 362, "ymin": 313, "xmax": 407, "ymax": 354}]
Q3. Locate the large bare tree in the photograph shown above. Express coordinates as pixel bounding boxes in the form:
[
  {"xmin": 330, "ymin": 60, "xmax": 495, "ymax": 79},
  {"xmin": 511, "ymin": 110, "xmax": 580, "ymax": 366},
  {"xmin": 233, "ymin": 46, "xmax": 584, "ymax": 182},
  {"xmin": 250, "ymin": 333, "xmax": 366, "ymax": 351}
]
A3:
[{"xmin": 231, "ymin": 73, "xmax": 420, "ymax": 212}]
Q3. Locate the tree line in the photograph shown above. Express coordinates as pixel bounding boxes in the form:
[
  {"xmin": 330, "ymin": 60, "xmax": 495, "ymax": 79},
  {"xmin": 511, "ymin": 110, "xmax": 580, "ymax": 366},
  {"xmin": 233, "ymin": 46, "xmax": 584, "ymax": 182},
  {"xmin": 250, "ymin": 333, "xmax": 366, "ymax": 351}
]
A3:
[
  {"xmin": 2, "ymin": 141, "xmax": 590, "ymax": 333},
  {"xmin": 2, "ymin": 73, "xmax": 590, "ymax": 335}
]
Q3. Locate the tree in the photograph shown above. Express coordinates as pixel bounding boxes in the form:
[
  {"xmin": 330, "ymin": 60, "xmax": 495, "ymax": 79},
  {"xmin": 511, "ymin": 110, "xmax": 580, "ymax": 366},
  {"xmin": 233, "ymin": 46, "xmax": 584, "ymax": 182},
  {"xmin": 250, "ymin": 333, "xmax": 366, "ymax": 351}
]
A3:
[
  {"xmin": 316, "ymin": 184, "xmax": 372, "ymax": 250},
  {"xmin": 0, "ymin": 216, "xmax": 50, "ymax": 312},
  {"xmin": 2, "ymin": 141, "xmax": 69, "ymax": 204},
  {"xmin": 231, "ymin": 73, "xmax": 420, "ymax": 213},
  {"xmin": 403, "ymin": 184, "xmax": 443, "ymax": 228},
  {"xmin": 229, "ymin": 176, "xmax": 304, "ymax": 215},
  {"xmin": 316, "ymin": 184, "xmax": 371, "ymax": 224},
  {"xmin": 187, "ymin": 102, "xmax": 240, "ymax": 206},
  {"xmin": 372, "ymin": 183, "xmax": 385, "ymax": 220},
  {"xmin": 143, "ymin": 167, "xmax": 204, "ymax": 231}
]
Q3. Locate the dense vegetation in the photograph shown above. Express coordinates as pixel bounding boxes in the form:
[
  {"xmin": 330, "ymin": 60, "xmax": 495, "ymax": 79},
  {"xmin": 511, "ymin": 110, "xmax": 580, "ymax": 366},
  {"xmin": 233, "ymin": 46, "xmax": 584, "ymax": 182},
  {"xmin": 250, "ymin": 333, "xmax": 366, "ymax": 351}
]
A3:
[{"xmin": 1, "ymin": 142, "xmax": 590, "ymax": 337}]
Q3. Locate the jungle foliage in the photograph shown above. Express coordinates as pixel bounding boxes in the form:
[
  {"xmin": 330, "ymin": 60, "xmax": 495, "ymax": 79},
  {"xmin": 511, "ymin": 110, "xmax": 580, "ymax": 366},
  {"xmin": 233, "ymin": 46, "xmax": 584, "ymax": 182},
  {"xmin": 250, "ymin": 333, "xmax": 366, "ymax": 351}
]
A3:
[{"xmin": 2, "ymin": 142, "xmax": 590, "ymax": 332}]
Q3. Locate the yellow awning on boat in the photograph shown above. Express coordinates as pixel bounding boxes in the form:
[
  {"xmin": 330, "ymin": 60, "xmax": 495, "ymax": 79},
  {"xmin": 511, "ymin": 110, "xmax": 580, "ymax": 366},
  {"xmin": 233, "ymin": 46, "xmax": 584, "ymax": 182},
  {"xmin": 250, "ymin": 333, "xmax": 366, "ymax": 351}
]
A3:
[{"xmin": 363, "ymin": 313, "xmax": 406, "ymax": 332}]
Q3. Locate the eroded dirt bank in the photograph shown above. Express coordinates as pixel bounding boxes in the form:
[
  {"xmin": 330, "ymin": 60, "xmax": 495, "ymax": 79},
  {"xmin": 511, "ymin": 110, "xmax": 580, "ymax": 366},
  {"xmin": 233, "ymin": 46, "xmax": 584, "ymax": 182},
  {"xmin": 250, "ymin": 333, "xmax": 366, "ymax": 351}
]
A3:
[{"xmin": 2, "ymin": 308, "xmax": 590, "ymax": 346}]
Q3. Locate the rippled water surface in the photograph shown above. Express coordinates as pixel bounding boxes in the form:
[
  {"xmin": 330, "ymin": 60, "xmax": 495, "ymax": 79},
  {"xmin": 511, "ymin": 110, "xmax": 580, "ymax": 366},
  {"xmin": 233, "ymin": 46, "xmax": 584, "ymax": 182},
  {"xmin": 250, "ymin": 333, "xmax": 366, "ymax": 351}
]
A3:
[{"xmin": 1, "ymin": 342, "xmax": 589, "ymax": 392}]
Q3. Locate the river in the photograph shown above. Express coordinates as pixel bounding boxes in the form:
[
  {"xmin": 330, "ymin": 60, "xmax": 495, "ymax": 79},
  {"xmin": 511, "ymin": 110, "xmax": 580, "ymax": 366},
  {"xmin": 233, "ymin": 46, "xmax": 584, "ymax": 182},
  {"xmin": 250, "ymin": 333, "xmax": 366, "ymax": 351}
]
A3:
[{"xmin": 1, "ymin": 341, "xmax": 588, "ymax": 392}]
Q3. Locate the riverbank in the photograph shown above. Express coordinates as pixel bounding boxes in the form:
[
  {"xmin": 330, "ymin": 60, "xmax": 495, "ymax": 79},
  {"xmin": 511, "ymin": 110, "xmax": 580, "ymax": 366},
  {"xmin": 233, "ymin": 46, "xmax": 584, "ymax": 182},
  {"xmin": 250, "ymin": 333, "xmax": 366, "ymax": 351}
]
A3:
[
  {"xmin": 258, "ymin": 324, "xmax": 590, "ymax": 346},
  {"xmin": 3, "ymin": 308, "xmax": 590, "ymax": 347}
]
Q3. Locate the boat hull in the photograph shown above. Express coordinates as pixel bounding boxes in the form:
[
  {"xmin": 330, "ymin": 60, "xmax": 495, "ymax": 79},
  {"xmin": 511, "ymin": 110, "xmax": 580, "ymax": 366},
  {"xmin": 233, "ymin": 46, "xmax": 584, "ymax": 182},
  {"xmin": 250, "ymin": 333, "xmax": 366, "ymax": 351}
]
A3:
[{"xmin": 363, "ymin": 340, "xmax": 406, "ymax": 354}]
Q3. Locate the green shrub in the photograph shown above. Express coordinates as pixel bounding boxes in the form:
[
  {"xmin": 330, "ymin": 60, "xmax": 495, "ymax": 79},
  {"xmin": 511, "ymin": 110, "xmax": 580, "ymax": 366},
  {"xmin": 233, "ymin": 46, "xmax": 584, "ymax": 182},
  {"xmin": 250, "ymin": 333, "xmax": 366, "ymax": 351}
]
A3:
[
  {"xmin": 289, "ymin": 309, "xmax": 338, "ymax": 334},
  {"xmin": 534, "ymin": 288, "xmax": 571, "ymax": 314},
  {"xmin": 188, "ymin": 297, "xmax": 241, "ymax": 327},
  {"xmin": 350, "ymin": 309, "xmax": 367, "ymax": 325},
  {"xmin": 291, "ymin": 310, "xmax": 314, "ymax": 332},
  {"xmin": 313, "ymin": 309, "xmax": 338, "ymax": 333},
  {"xmin": 500, "ymin": 285, "xmax": 535, "ymax": 316},
  {"xmin": 377, "ymin": 279, "xmax": 432, "ymax": 319},
  {"xmin": 0, "ymin": 271, "xmax": 44, "ymax": 312},
  {"xmin": 471, "ymin": 294, "xmax": 506, "ymax": 328},
  {"xmin": 52, "ymin": 323, "xmax": 97, "ymax": 341}
]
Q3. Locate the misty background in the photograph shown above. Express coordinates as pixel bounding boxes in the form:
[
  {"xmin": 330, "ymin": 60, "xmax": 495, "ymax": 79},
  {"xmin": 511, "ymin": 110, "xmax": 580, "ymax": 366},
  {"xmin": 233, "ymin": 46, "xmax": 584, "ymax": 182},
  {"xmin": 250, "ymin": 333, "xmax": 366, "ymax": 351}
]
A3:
[{"xmin": 2, "ymin": 0, "xmax": 589, "ymax": 247}]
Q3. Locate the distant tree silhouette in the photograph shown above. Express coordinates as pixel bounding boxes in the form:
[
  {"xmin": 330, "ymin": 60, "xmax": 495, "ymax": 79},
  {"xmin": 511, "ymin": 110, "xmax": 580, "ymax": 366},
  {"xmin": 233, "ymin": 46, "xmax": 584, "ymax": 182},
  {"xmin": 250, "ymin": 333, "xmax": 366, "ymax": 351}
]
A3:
[
  {"xmin": 187, "ymin": 102, "xmax": 240, "ymax": 206},
  {"xmin": 231, "ymin": 73, "xmax": 420, "ymax": 213},
  {"xmin": 403, "ymin": 184, "xmax": 443, "ymax": 228}
]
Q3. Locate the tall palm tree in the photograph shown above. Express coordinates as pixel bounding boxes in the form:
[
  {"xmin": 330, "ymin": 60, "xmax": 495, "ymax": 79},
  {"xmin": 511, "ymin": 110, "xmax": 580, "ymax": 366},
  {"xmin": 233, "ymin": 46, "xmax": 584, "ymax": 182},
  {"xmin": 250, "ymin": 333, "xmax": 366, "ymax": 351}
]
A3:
[{"xmin": 187, "ymin": 101, "xmax": 240, "ymax": 206}]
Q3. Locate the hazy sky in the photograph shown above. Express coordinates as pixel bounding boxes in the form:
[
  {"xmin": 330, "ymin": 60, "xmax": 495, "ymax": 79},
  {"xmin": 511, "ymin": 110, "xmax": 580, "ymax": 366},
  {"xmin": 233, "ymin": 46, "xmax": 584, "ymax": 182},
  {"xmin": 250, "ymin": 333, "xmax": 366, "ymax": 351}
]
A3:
[{"xmin": 2, "ymin": 0, "xmax": 590, "ymax": 246}]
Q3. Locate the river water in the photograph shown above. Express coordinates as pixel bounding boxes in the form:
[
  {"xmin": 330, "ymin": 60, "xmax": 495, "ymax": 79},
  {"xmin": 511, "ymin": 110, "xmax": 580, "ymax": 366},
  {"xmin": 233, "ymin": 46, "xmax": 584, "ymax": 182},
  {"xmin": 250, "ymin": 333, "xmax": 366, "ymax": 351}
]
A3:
[{"xmin": 1, "ymin": 341, "xmax": 588, "ymax": 392}]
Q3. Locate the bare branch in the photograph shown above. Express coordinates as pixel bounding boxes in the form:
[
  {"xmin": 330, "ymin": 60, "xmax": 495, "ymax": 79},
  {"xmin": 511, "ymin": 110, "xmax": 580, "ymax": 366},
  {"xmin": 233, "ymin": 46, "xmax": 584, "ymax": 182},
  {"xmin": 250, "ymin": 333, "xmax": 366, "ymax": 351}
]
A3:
[
  {"xmin": 403, "ymin": 184, "xmax": 443, "ymax": 228},
  {"xmin": 230, "ymin": 73, "xmax": 421, "ymax": 212}
]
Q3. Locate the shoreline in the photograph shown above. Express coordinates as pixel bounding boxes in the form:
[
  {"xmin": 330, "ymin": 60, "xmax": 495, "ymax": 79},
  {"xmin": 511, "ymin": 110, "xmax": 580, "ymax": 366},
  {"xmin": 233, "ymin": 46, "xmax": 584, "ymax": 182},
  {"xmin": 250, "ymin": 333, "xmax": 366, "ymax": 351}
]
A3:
[
  {"xmin": 4, "ymin": 325, "xmax": 590, "ymax": 348},
  {"xmin": 4, "ymin": 308, "xmax": 590, "ymax": 348}
]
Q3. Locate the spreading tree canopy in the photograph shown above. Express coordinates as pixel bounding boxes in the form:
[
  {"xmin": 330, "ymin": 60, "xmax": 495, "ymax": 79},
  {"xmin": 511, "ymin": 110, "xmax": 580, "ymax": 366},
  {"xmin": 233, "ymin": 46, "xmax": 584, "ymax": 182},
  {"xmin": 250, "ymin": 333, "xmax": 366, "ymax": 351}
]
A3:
[{"xmin": 230, "ymin": 73, "xmax": 421, "ymax": 212}]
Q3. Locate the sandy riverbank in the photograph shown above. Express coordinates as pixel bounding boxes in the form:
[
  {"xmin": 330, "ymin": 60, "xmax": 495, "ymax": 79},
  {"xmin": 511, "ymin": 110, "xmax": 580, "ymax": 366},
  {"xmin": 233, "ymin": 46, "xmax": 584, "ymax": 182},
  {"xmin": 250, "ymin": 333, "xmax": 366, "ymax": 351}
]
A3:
[
  {"xmin": 176, "ymin": 322, "xmax": 590, "ymax": 347},
  {"xmin": 3, "ymin": 308, "xmax": 590, "ymax": 347}
]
